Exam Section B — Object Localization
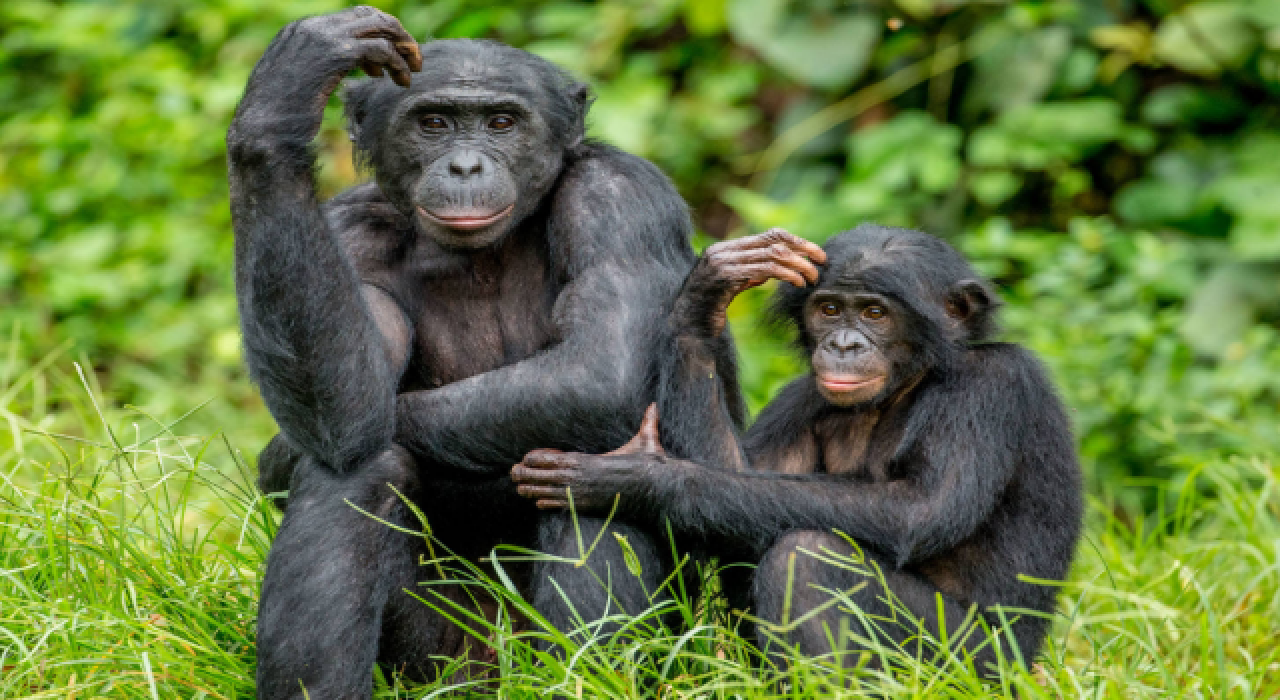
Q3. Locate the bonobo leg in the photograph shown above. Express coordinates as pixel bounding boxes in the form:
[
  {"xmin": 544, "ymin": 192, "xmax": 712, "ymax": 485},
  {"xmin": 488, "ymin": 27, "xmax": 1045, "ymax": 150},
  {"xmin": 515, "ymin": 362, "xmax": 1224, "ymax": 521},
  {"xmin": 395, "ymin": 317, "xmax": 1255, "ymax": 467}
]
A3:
[
  {"xmin": 256, "ymin": 447, "xmax": 450, "ymax": 699},
  {"xmin": 530, "ymin": 514, "xmax": 671, "ymax": 649},
  {"xmin": 752, "ymin": 531, "xmax": 999, "ymax": 673}
]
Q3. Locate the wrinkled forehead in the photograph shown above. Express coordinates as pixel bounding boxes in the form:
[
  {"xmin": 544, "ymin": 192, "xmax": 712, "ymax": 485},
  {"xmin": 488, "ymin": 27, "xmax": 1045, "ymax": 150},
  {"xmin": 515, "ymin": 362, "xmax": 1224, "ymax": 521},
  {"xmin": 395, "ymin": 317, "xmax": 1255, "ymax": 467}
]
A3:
[{"xmin": 408, "ymin": 48, "xmax": 553, "ymax": 105}]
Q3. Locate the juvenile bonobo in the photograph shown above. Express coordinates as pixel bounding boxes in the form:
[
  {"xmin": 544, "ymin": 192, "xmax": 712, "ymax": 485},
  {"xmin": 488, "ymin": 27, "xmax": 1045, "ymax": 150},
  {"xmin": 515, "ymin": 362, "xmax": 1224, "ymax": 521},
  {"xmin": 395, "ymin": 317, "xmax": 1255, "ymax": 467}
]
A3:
[
  {"xmin": 228, "ymin": 7, "xmax": 742, "ymax": 698},
  {"xmin": 513, "ymin": 225, "xmax": 1083, "ymax": 671}
]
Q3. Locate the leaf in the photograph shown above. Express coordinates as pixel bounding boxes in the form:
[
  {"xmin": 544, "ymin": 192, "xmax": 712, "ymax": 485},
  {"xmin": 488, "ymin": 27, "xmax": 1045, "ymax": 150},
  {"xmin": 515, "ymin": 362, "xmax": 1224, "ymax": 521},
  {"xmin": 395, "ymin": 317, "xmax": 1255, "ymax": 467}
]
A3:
[
  {"xmin": 1141, "ymin": 84, "xmax": 1246, "ymax": 126},
  {"xmin": 1114, "ymin": 179, "xmax": 1199, "ymax": 224},
  {"xmin": 969, "ymin": 171, "xmax": 1022, "ymax": 207},
  {"xmin": 1154, "ymin": 2, "xmax": 1258, "ymax": 76},
  {"xmin": 728, "ymin": 0, "xmax": 879, "ymax": 90},
  {"xmin": 1181, "ymin": 262, "xmax": 1280, "ymax": 356},
  {"xmin": 967, "ymin": 26, "xmax": 1072, "ymax": 113}
]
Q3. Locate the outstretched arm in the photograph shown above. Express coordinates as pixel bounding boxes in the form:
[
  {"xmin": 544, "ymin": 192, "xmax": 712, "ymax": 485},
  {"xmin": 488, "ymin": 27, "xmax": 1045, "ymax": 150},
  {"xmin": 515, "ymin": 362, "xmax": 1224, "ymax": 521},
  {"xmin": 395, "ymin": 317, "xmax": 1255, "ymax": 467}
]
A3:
[
  {"xmin": 514, "ymin": 373, "xmax": 1025, "ymax": 565},
  {"xmin": 228, "ymin": 8, "xmax": 421, "ymax": 472}
]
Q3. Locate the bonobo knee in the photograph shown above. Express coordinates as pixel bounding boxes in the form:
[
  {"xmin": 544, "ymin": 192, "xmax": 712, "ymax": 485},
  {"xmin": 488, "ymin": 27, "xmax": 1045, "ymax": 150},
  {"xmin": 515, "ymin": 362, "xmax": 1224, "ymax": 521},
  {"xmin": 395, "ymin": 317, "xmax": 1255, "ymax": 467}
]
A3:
[
  {"xmin": 758, "ymin": 531, "xmax": 851, "ymax": 585},
  {"xmin": 287, "ymin": 444, "xmax": 419, "ymax": 519},
  {"xmin": 356, "ymin": 444, "xmax": 419, "ymax": 516},
  {"xmin": 361, "ymin": 444, "xmax": 417, "ymax": 488},
  {"xmin": 755, "ymin": 531, "xmax": 858, "ymax": 611}
]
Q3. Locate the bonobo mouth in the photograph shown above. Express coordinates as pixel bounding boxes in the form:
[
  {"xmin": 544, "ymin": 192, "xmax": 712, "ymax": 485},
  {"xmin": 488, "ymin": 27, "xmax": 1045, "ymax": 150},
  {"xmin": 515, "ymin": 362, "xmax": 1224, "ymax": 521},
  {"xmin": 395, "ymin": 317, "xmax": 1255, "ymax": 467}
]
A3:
[
  {"xmin": 417, "ymin": 204, "xmax": 514, "ymax": 231},
  {"xmin": 817, "ymin": 375, "xmax": 884, "ymax": 393}
]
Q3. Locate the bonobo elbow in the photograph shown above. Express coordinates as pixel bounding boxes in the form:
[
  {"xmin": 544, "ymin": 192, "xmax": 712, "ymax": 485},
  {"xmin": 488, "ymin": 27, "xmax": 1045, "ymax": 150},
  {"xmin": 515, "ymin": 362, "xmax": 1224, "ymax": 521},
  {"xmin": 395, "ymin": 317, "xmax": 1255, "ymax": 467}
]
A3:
[
  {"xmin": 226, "ymin": 124, "xmax": 272, "ymax": 166},
  {"xmin": 227, "ymin": 119, "xmax": 313, "ymax": 172}
]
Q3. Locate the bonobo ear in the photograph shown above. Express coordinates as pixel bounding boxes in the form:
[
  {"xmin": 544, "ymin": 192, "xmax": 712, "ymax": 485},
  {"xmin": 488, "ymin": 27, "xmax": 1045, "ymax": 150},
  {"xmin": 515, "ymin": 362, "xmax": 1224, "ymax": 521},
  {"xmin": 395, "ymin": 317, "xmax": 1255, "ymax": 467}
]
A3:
[
  {"xmin": 343, "ymin": 78, "xmax": 380, "ymax": 157},
  {"xmin": 944, "ymin": 280, "xmax": 990, "ymax": 320},
  {"xmin": 945, "ymin": 279, "xmax": 1000, "ymax": 340}
]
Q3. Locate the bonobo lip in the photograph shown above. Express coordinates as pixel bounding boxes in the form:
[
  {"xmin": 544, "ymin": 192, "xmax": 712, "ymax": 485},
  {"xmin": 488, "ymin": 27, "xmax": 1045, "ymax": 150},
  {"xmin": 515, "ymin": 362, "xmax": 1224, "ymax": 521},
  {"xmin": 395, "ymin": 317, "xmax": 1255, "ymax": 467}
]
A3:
[
  {"xmin": 417, "ymin": 204, "xmax": 514, "ymax": 231},
  {"xmin": 817, "ymin": 375, "xmax": 882, "ymax": 392}
]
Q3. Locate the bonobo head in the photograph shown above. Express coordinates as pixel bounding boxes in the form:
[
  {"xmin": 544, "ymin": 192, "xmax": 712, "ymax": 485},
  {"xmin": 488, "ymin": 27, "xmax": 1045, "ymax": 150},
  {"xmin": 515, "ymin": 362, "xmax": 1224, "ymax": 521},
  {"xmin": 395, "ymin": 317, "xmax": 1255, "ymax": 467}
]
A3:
[
  {"xmin": 343, "ymin": 40, "xmax": 589, "ymax": 249},
  {"xmin": 774, "ymin": 225, "xmax": 1000, "ymax": 407}
]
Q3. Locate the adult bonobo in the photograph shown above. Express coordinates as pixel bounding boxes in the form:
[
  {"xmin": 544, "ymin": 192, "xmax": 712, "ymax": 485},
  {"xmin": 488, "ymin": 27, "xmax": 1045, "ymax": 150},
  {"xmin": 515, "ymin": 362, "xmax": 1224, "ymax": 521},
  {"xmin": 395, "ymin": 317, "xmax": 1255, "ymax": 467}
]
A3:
[
  {"xmin": 228, "ymin": 7, "xmax": 742, "ymax": 697},
  {"xmin": 514, "ymin": 225, "xmax": 1083, "ymax": 672}
]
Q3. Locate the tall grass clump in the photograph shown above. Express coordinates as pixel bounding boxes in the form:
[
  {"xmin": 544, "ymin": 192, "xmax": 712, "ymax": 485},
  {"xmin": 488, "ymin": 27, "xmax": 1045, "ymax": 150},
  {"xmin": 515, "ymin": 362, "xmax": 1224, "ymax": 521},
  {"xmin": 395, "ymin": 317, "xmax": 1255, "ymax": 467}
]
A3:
[{"xmin": 2, "ymin": 355, "xmax": 1278, "ymax": 698}]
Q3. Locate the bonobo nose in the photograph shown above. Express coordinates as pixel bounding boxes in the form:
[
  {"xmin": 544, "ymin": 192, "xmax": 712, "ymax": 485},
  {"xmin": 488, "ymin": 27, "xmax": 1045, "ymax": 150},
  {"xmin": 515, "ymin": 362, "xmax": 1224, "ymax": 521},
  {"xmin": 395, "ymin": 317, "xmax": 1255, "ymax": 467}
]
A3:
[
  {"xmin": 448, "ymin": 151, "xmax": 485, "ymax": 177},
  {"xmin": 826, "ymin": 329, "xmax": 867, "ymax": 355}
]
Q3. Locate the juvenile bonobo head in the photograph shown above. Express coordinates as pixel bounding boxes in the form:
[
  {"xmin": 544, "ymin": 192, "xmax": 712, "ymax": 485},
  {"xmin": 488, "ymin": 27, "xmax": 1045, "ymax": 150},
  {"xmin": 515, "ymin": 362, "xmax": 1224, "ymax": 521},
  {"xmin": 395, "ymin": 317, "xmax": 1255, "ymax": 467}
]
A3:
[
  {"xmin": 343, "ymin": 40, "xmax": 589, "ymax": 249},
  {"xmin": 774, "ymin": 224, "xmax": 1000, "ymax": 407}
]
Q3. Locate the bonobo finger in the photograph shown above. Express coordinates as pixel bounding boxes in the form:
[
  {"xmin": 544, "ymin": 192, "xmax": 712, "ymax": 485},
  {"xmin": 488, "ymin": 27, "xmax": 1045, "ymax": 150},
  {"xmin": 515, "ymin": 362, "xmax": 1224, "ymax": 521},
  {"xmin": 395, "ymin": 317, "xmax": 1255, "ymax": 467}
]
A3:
[
  {"xmin": 763, "ymin": 228, "xmax": 827, "ymax": 264},
  {"xmin": 395, "ymin": 41, "xmax": 423, "ymax": 72},
  {"xmin": 520, "ymin": 450, "xmax": 581, "ymax": 469},
  {"xmin": 722, "ymin": 244, "xmax": 820, "ymax": 284},
  {"xmin": 704, "ymin": 238, "xmax": 758, "ymax": 257},
  {"xmin": 741, "ymin": 262, "xmax": 807, "ymax": 288},
  {"xmin": 511, "ymin": 466, "xmax": 571, "ymax": 487},
  {"xmin": 517, "ymin": 484, "xmax": 567, "ymax": 500},
  {"xmin": 709, "ymin": 230, "xmax": 825, "ymax": 270},
  {"xmin": 510, "ymin": 465, "xmax": 536, "ymax": 483},
  {"xmin": 360, "ymin": 61, "xmax": 385, "ymax": 78},
  {"xmin": 769, "ymin": 246, "xmax": 821, "ymax": 284},
  {"xmin": 348, "ymin": 8, "xmax": 417, "ymax": 50},
  {"xmin": 536, "ymin": 499, "xmax": 570, "ymax": 510},
  {"xmin": 353, "ymin": 39, "xmax": 413, "ymax": 86}
]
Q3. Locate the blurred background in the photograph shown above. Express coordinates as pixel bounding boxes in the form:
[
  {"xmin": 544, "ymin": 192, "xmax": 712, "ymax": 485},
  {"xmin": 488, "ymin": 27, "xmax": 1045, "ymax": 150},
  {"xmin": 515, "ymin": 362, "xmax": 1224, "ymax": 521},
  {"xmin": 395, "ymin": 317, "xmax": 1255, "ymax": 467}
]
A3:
[{"xmin": 2, "ymin": 0, "xmax": 1279, "ymax": 513}]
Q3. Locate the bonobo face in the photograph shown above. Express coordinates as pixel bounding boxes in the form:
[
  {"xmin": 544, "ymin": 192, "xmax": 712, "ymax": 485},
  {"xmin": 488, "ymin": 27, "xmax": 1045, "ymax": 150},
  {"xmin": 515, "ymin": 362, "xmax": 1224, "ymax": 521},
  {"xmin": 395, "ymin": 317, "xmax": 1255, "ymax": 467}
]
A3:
[
  {"xmin": 803, "ymin": 288, "xmax": 902, "ymax": 407},
  {"xmin": 776, "ymin": 225, "xmax": 1000, "ymax": 409},
  {"xmin": 389, "ymin": 90, "xmax": 548, "ymax": 248},
  {"xmin": 349, "ymin": 42, "xmax": 580, "ymax": 249}
]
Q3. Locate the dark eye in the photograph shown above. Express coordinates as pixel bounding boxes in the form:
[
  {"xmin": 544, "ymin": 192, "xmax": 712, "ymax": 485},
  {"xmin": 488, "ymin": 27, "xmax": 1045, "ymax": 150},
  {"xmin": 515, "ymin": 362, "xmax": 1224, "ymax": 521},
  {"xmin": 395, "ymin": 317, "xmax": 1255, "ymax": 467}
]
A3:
[
  {"xmin": 488, "ymin": 115, "xmax": 516, "ymax": 131},
  {"xmin": 863, "ymin": 305, "xmax": 887, "ymax": 320},
  {"xmin": 420, "ymin": 115, "xmax": 449, "ymax": 131},
  {"xmin": 819, "ymin": 302, "xmax": 841, "ymax": 317}
]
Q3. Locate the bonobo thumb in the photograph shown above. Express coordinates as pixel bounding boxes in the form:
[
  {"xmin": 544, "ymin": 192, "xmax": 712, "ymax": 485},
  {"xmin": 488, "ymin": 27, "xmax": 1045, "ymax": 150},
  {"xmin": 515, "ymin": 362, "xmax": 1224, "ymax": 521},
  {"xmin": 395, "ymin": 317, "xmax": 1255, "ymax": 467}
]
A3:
[{"xmin": 606, "ymin": 404, "xmax": 665, "ymax": 456}]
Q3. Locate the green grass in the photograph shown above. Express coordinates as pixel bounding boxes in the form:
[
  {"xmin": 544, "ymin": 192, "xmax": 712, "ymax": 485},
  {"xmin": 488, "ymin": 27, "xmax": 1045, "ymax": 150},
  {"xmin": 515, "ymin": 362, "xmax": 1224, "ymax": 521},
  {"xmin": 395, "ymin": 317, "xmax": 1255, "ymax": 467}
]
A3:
[{"xmin": 2, "ymin": 357, "xmax": 1278, "ymax": 699}]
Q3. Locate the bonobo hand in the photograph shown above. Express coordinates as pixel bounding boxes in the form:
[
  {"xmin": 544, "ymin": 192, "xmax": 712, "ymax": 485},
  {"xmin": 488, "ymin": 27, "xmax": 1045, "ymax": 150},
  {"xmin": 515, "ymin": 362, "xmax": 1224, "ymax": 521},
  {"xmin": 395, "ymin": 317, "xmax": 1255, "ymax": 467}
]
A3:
[
  {"xmin": 512, "ymin": 404, "xmax": 669, "ymax": 511},
  {"xmin": 231, "ymin": 6, "xmax": 422, "ymax": 144},
  {"xmin": 673, "ymin": 228, "xmax": 828, "ymax": 338}
]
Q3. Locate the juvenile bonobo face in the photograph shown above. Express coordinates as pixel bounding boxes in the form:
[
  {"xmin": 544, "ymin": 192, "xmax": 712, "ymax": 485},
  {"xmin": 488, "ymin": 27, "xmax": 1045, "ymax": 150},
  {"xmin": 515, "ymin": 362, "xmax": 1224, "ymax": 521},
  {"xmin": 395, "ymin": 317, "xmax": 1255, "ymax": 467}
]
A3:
[
  {"xmin": 776, "ymin": 224, "xmax": 1000, "ymax": 408},
  {"xmin": 804, "ymin": 288, "xmax": 902, "ymax": 406},
  {"xmin": 349, "ymin": 41, "xmax": 581, "ymax": 249}
]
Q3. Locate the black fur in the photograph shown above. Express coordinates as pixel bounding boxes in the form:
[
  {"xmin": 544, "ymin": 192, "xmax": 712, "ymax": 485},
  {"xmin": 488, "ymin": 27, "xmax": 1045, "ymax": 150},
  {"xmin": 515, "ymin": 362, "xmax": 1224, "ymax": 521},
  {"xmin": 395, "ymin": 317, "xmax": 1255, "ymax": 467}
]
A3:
[
  {"xmin": 513, "ymin": 224, "xmax": 1083, "ymax": 673},
  {"xmin": 227, "ymin": 9, "xmax": 740, "ymax": 698}
]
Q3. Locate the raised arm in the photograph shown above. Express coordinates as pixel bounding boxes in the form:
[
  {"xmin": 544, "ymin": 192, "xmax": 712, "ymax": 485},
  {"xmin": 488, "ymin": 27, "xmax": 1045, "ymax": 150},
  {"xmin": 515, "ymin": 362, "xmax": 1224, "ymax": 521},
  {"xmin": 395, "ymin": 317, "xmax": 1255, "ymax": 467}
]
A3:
[
  {"xmin": 657, "ymin": 230, "xmax": 826, "ymax": 470},
  {"xmin": 227, "ymin": 8, "xmax": 421, "ymax": 472}
]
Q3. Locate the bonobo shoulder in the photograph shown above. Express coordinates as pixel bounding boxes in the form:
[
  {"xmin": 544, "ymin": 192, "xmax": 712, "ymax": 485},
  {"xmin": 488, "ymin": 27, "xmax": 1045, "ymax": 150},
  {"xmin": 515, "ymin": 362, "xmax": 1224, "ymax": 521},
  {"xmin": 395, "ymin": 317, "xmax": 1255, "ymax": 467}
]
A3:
[
  {"xmin": 952, "ymin": 342, "xmax": 1061, "ymax": 403},
  {"xmin": 322, "ymin": 183, "xmax": 415, "ymax": 286},
  {"xmin": 551, "ymin": 143, "xmax": 694, "ymax": 264},
  {"xmin": 561, "ymin": 143, "xmax": 679, "ymax": 193}
]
